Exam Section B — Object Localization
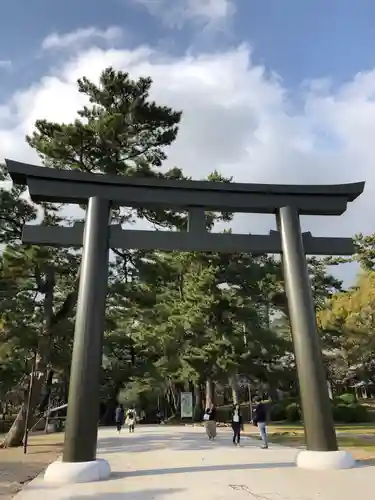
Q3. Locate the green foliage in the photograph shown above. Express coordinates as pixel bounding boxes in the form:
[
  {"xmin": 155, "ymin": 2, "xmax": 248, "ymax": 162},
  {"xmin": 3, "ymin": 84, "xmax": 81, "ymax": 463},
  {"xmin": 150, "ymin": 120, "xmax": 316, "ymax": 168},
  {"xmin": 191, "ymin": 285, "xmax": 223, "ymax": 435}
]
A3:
[
  {"xmin": 318, "ymin": 271, "xmax": 375, "ymax": 387},
  {"xmin": 26, "ymin": 68, "xmax": 187, "ymax": 230},
  {"xmin": 0, "ymin": 68, "xmax": 189, "ymax": 444},
  {"xmin": 211, "ymin": 403, "xmax": 250, "ymax": 423},
  {"xmin": 27, "ymin": 69, "xmax": 182, "ymax": 175},
  {"xmin": 332, "ymin": 403, "xmax": 370, "ymax": 423},
  {"xmin": 354, "ymin": 233, "xmax": 375, "ymax": 271},
  {"xmin": 335, "ymin": 393, "xmax": 357, "ymax": 405},
  {"xmin": 266, "ymin": 396, "xmax": 370, "ymax": 424},
  {"xmin": 2, "ymin": 64, "xmax": 375, "ymax": 444},
  {"xmin": 285, "ymin": 402, "xmax": 302, "ymax": 422},
  {"xmin": 269, "ymin": 403, "xmax": 288, "ymax": 421}
]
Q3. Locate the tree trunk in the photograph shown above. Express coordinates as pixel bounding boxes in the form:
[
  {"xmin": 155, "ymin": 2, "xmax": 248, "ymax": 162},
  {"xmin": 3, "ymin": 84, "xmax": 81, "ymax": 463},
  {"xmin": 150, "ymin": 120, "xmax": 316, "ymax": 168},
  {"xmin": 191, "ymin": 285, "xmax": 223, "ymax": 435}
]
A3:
[
  {"xmin": 0, "ymin": 373, "xmax": 45, "ymax": 448},
  {"xmin": 1, "ymin": 333, "xmax": 51, "ymax": 448},
  {"xmin": 229, "ymin": 374, "xmax": 239, "ymax": 405},
  {"xmin": 193, "ymin": 384, "xmax": 202, "ymax": 421},
  {"xmin": 267, "ymin": 383, "xmax": 279, "ymax": 401},
  {"xmin": 1, "ymin": 263, "xmax": 78, "ymax": 448},
  {"xmin": 205, "ymin": 379, "xmax": 215, "ymax": 408},
  {"xmin": 168, "ymin": 383, "xmax": 178, "ymax": 414}
]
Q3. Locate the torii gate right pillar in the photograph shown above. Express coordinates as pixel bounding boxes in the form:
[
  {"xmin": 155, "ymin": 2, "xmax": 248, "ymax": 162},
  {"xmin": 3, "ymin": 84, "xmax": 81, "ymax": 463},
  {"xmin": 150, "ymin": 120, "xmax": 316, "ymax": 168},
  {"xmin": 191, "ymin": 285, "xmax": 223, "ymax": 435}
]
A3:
[{"xmin": 277, "ymin": 206, "xmax": 354, "ymax": 469}]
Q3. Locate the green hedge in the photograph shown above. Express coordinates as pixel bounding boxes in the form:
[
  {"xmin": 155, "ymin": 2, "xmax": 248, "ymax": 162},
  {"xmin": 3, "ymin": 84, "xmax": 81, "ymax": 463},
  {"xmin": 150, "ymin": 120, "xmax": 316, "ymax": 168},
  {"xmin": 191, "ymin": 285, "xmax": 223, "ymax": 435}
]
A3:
[
  {"xmin": 215, "ymin": 400, "xmax": 294, "ymax": 423},
  {"xmin": 334, "ymin": 393, "xmax": 357, "ymax": 406},
  {"xmin": 214, "ymin": 393, "xmax": 370, "ymax": 425},
  {"xmin": 333, "ymin": 403, "xmax": 370, "ymax": 423},
  {"xmin": 285, "ymin": 402, "xmax": 302, "ymax": 422},
  {"xmin": 269, "ymin": 403, "xmax": 286, "ymax": 421},
  {"xmin": 268, "ymin": 394, "xmax": 370, "ymax": 423},
  {"xmin": 215, "ymin": 403, "xmax": 252, "ymax": 423},
  {"xmin": 269, "ymin": 397, "xmax": 299, "ymax": 422}
]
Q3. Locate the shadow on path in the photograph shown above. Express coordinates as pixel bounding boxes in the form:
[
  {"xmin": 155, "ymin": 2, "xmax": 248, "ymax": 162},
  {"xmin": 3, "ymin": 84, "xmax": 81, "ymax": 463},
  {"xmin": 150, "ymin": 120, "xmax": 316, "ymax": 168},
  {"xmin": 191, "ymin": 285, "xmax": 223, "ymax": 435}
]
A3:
[
  {"xmin": 71, "ymin": 488, "xmax": 183, "ymax": 499},
  {"xmin": 98, "ymin": 430, "xmax": 274, "ymax": 455},
  {"xmin": 111, "ymin": 461, "xmax": 294, "ymax": 479},
  {"xmin": 356, "ymin": 457, "xmax": 375, "ymax": 467}
]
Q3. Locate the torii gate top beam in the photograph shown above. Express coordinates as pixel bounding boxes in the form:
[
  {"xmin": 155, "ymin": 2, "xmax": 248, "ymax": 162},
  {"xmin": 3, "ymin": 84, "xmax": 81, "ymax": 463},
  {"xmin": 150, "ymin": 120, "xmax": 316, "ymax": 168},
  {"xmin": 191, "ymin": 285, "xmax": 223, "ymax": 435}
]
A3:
[{"xmin": 5, "ymin": 159, "xmax": 365, "ymax": 216}]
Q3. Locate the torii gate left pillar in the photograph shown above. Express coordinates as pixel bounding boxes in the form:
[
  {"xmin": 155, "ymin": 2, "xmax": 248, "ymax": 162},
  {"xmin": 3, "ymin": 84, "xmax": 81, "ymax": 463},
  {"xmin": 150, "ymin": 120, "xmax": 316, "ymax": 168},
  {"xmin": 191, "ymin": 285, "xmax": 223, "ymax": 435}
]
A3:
[{"xmin": 62, "ymin": 197, "xmax": 111, "ymax": 472}]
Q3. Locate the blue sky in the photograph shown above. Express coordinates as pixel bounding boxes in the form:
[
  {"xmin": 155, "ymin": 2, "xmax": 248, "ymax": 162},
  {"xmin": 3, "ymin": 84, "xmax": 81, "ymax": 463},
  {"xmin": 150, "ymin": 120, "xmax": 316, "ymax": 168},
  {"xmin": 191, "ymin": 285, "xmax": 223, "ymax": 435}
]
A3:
[
  {"xmin": 2, "ymin": 0, "xmax": 375, "ymax": 286},
  {"xmin": 2, "ymin": 0, "xmax": 375, "ymax": 92}
]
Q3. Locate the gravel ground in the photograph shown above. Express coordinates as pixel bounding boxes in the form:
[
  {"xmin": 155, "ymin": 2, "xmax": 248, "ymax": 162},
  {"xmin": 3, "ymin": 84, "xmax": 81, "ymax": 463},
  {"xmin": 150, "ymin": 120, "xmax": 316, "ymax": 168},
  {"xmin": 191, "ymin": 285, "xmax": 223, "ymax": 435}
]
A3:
[{"xmin": 0, "ymin": 433, "xmax": 64, "ymax": 499}]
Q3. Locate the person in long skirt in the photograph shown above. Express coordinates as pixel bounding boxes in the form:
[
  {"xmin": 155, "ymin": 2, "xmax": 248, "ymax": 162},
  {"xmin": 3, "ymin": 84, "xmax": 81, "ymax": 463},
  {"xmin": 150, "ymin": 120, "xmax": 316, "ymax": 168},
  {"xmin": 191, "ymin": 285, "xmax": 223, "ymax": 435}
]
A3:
[
  {"xmin": 209, "ymin": 404, "xmax": 217, "ymax": 439},
  {"xmin": 203, "ymin": 405, "xmax": 217, "ymax": 440},
  {"xmin": 203, "ymin": 408, "xmax": 211, "ymax": 438}
]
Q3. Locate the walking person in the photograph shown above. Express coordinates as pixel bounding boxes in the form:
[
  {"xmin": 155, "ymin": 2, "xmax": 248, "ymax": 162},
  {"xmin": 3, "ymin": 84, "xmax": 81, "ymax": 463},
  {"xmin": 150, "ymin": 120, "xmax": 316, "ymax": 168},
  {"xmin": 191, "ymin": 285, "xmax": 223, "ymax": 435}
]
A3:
[
  {"xmin": 203, "ymin": 405, "xmax": 216, "ymax": 440},
  {"xmin": 231, "ymin": 403, "xmax": 243, "ymax": 446},
  {"xmin": 253, "ymin": 398, "xmax": 268, "ymax": 449},
  {"xmin": 126, "ymin": 406, "xmax": 136, "ymax": 433},
  {"xmin": 209, "ymin": 404, "xmax": 217, "ymax": 440},
  {"xmin": 156, "ymin": 409, "xmax": 165, "ymax": 424},
  {"xmin": 203, "ymin": 408, "xmax": 211, "ymax": 439},
  {"xmin": 115, "ymin": 403, "xmax": 125, "ymax": 434}
]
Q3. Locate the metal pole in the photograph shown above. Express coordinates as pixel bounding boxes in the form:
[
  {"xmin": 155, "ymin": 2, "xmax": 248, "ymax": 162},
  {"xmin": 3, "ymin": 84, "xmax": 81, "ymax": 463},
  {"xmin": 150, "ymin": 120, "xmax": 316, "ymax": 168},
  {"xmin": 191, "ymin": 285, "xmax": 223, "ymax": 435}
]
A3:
[
  {"xmin": 242, "ymin": 325, "xmax": 253, "ymax": 422},
  {"xmin": 248, "ymin": 383, "xmax": 253, "ymax": 423},
  {"xmin": 44, "ymin": 391, "xmax": 52, "ymax": 433},
  {"xmin": 63, "ymin": 197, "xmax": 111, "ymax": 463},
  {"xmin": 277, "ymin": 206, "xmax": 337, "ymax": 452}
]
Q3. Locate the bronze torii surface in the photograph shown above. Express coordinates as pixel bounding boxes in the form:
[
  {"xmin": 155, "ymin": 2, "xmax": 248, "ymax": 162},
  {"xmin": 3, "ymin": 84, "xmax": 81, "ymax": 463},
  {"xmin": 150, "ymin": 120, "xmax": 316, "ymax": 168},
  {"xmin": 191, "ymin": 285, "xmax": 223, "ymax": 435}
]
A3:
[{"xmin": 5, "ymin": 158, "xmax": 365, "ymax": 473}]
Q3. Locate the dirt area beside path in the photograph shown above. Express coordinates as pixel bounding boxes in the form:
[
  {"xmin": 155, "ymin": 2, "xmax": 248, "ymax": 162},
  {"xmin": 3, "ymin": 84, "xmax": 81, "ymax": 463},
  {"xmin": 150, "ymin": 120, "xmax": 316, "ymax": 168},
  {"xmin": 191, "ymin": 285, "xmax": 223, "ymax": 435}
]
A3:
[{"xmin": 0, "ymin": 432, "xmax": 64, "ymax": 499}]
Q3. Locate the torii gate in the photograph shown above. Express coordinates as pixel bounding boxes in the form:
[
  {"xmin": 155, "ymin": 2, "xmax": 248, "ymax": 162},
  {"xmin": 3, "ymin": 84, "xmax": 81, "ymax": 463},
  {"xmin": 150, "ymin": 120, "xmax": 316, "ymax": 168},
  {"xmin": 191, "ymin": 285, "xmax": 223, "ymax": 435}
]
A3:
[{"xmin": 5, "ymin": 158, "xmax": 364, "ymax": 482}]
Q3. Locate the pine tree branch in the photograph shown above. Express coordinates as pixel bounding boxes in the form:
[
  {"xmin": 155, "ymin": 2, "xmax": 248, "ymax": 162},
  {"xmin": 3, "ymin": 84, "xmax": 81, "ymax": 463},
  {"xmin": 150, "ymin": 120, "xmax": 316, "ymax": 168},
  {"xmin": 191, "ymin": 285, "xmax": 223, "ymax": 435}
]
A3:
[{"xmin": 50, "ymin": 268, "xmax": 81, "ymax": 327}]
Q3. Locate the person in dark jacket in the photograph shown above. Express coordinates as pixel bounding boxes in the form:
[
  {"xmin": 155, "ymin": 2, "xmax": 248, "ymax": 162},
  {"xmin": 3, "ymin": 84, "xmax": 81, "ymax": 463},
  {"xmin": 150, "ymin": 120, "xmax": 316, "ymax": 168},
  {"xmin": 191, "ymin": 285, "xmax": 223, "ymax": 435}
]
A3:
[
  {"xmin": 253, "ymin": 398, "xmax": 268, "ymax": 449},
  {"xmin": 115, "ymin": 403, "xmax": 125, "ymax": 434},
  {"xmin": 231, "ymin": 403, "xmax": 243, "ymax": 446},
  {"xmin": 209, "ymin": 404, "xmax": 217, "ymax": 439}
]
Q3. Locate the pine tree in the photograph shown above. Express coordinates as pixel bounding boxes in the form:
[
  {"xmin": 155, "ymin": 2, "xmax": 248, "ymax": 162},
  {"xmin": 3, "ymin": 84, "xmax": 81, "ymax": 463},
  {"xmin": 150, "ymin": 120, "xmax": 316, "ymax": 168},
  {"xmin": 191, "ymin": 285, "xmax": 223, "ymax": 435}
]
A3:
[{"xmin": 1, "ymin": 68, "xmax": 185, "ymax": 446}]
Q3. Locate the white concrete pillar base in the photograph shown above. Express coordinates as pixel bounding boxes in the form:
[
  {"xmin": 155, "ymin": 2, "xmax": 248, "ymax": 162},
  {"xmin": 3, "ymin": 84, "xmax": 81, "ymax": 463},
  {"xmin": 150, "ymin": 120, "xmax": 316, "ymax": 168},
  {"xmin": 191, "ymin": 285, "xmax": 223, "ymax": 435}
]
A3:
[
  {"xmin": 44, "ymin": 458, "xmax": 111, "ymax": 483},
  {"xmin": 296, "ymin": 450, "xmax": 355, "ymax": 470}
]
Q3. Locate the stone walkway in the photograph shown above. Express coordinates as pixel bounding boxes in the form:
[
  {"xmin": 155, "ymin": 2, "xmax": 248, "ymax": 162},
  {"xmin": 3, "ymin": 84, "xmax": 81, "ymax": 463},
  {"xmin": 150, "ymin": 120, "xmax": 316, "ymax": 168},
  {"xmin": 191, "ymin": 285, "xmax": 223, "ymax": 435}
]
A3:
[{"xmin": 14, "ymin": 425, "xmax": 375, "ymax": 499}]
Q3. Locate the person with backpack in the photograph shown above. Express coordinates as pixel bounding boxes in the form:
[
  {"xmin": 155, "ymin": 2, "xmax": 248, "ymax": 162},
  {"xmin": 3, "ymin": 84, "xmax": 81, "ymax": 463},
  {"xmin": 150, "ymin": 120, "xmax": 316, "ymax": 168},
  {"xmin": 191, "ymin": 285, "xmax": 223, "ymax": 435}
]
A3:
[
  {"xmin": 115, "ymin": 403, "xmax": 125, "ymax": 434},
  {"xmin": 231, "ymin": 403, "xmax": 243, "ymax": 446},
  {"xmin": 126, "ymin": 406, "xmax": 137, "ymax": 433}
]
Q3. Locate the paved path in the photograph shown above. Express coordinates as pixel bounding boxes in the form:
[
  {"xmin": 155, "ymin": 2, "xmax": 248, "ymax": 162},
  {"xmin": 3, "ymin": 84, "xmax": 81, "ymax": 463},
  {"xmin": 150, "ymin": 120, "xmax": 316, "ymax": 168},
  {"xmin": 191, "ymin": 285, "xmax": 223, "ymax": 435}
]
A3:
[{"xmin": 14, "ymin": 425, "xmax": 375, "ymax": 499}]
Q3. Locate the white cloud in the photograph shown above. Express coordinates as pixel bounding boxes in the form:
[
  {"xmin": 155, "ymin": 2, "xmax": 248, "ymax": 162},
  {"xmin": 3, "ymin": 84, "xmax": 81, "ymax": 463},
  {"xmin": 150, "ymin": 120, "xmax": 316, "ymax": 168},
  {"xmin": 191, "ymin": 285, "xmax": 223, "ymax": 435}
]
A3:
[
  {"xmin": 41, "ymin": 26, "xmax": 122, "ymax": 50},
  {"xmin": 132, "ymin": 0, "xmax": 235, "ymax": 29},
  {"xmin": 0, "ymin": 60, "xmax": 12, "ymax": 70},
  {"xmin": 1, "ymin": 30, "xmax": 375, "ymax": 284},
  {"xmin": 188, "ymin": 0, "xmax": 234, "ymax": 20}
]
